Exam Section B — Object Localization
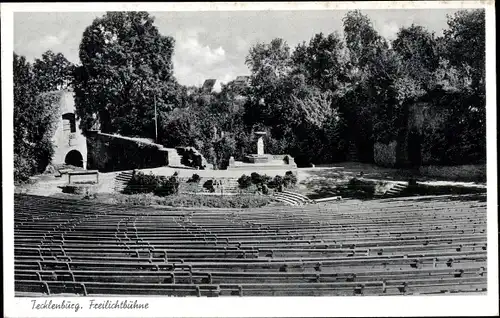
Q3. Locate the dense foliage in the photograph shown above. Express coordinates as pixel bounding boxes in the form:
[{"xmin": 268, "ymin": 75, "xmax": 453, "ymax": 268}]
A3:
[
  {"xmin": 237, "ymin": 171, "xmax": 297, "ymax": 191},
  {"xmin": 154, "ymin": 172, "xmax": 180, "ymax": 196},
  {"xmin": 14, "ymin": 53, "xmax": 74, "ymax": 182},
  {"xmin": 155, "ymin": 9, "xmax": 485, "ymax": 167},
  {"xmin": 187, "ymin": 173, "xmax": 201, "ymax": 183},
  {"xmin": 202, "ymin": 179, "xmax": 216, "ymax": 193},
  {"xmin": 123, "ymin": 171, "xmax": 179, "ymax": 196},
  {"xmin": 15, "ymin": 9, "xmax": 486, "ymax": 183},
  {"xmin": 74, "ymin": 11, "xmax": 178, "ymax": 137},
  {"xmin": 237, "ymin": 174, "xmax": 253, "ymax": 189}
]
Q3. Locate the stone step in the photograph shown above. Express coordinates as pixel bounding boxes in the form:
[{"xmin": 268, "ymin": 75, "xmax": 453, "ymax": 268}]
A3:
[
  {"xmin": 275, "ymin": 194, "xmax": 308, "ymax": 205},
  {"xmin": 382, "ymin": 183, "xmax": 408, "ymax": 197},
  {"xmin": 272, "ymin": 195, "xmax": 299, "ymax": 206},
  {"xmin": 113, "ymin": 171, "xmax": 135, "ymax": 192},
  {"xmin": 273, "ymin": 191, "xmax": 311, "ymax": 206},
  {"xmin": 282, "ymin": 190, "xmax": 313, "ymax": 202}
]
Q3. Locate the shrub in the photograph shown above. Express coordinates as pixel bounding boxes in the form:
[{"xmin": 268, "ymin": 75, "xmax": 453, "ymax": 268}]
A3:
[
  {"xmin": 14, "ymin": 153, "xmax": 35, "ymax": 184},
  {"xmin": 237, "ymin": 174, "xmax": 252, "ymax": 189},
  {"xmin": 124, "ymin": 172, "xmax": 180, "ymax": 196},
  {"xmin": 178, "ymin": 147, "xmax": 206, "ymax": 170},
  {"xmin": 261, "ymin": 184, "xmax": 269, "ymax": 195},
  {"xmin": 263, "ymin": 174, "xmax": 272, "ymax": 184},
  {"xmin": 123, "ymin": 172, "xmax": 163, "ymax": 194},
  {"xmin": 154, "ymin": 173, "xmax": 180, "ymax": 196},
  {"xmin": 268, "ymin": 175, "xmax": 284, "ymax": 189},
  {"xmin": 187, "ymin": 173, "xmax": 201, "ymax": 183},
  {"xmin": 250, "ymin": 172, "xmax": 262, "ymax": 185},
  {"xmin": 283, "ymin": 171, "xmax": 297, "ymax": 188},
  {"xmin": 250, "ymin": 172, "xmax": 271, "ymax": 186},
  {"xmin": 203, "ymin": 179, "xmax": 215, "ymax": 193}
]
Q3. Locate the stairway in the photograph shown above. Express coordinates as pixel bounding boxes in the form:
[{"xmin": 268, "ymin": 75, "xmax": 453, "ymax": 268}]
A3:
[
  {"xmin": 164, "ymin": 148, "xmax": 183, "ymax": 167},
  {"xmin": 222, "ymin": 179, "xmax": 239, "ymax": 193},
  {"xmin": 385, "ymin": 183, "xmax": 407, "ymax": 197},
  {"xmin": 348, "ymin": 142, "xmax": 359, "ymax": 162},
  {"xmin": 200, "ymin": 178, "xmax": 240, "ymax": 194},
  {"xmin": 375, "ymin": 182, "xmax": 408, "ymax": 198},
  {"xmin": 114, "ymin": 170, "xmax": 134, "ymax": 193},
  {"xmin": 272, "ymin": 190, "xmax": 315, "ymax": 206}
]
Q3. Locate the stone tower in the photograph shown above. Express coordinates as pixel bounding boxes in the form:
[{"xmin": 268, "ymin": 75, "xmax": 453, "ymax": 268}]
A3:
[{"xmin": 50, "ymin": 90, "xmax": 88, "ymax": 169}]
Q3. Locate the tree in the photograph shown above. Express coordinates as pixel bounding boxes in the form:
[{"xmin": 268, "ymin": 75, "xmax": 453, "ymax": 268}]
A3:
[
  {"xmin": 244, "ymin": 38, "xmax": 293, "ymax": 125},
  {"xmin": 286, "ymin": 88, "xmax": 347, "ymax": 164},
  {"xmin": 342, "ymin": 10, "xmax": 386, "ymax": 74},
  {"xmin": 212, "ymin": 135, "xmax": 237, "ymax": 169},
  {"xmin": 14, "ymin": 53, "xmax": 60, "ymax": 182},
  {"xmin": 393, "ymin": 25, "xmax": 439, "ymax": 80},
  {"xmin": 33, "ymin": 50, "xmax": 74, "ymax": 92},
  {"xmin": 443, "ymin": 9, "xmax": 485, "ymax": 93},
  {"xmin": 340, "ymin": 11, "xmax": 388, "ymax": 160},
  {"xmin": 245, "ymin": 38, "xmax": 292, "ymax": 87},
  {"xmin": 74, "ymin": 11, "xmax": 177, "ymax": 136},
  {"xmin": 158, "ymin": 108, "xmax": 202, "ymax": 149},
  {"xmin": 291, "ymin": 32, "xmax": 349, "ymax": 92},
  {"xmin": 14, "ymin": 53, "xmax": 37, "ymax": 181},
  {"xmin": 392, "ymin": 25, "xmax": 439, "ymax": 99},
  {"xmin": 431, "ymin": 9, "xmax": 486, "ymax": 164}
]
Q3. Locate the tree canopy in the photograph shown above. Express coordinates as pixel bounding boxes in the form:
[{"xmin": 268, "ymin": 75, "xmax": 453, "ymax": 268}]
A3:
[
  {"xmin": 14, "ymin": 53, "xmax": 65, "ymax": 182},
  {"xmin": 32, "ymin": 50, "xmax": 74, "ymax": 92},
  {"xmin": 74, "ymin": 11, "xmax": 177, "ymax": 137}
]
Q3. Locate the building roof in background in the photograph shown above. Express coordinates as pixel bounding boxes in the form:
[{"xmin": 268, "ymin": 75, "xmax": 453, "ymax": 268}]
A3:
[
  {"xmin": 202, "ymin": 78, "xmax": 223, "ymax": 93},
  {"xmin": 234, "ymin": 75, "xmax": 249, "ymax": 82},
  {"xmin": 202, "ymin": 79, "xmax": 217, "ymax": 92}
]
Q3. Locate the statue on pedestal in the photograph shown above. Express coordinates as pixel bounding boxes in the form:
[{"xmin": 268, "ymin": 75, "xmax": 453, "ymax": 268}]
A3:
[
  {"xmin": 257, "ymin": 136, "xmax": 264, "ymax": 156},
  {"xmin": 255, "ymin": 131, "xmax": 266, "ymax": 156}
]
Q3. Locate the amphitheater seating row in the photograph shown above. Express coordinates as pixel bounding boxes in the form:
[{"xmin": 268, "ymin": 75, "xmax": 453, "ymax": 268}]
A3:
[{"xmin": 14, "ymin": 193, "xmax": 487, "ymax": 296}]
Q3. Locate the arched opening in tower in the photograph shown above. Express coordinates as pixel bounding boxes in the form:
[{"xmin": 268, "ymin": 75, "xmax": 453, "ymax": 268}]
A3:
[{"xmin": 65, "ymin": 150, "xmax": 83, "ymax": 167}]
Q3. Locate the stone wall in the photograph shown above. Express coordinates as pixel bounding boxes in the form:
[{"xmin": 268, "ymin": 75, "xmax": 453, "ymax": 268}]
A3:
[
  {"xmin": 86, "ymin": 132, "xmax": 170, "ymax": 172},
  {"xmin": 407, "ymin": 101, "xmax": 447, "ymax": 165},
  {"xmin": 373, "ymin": 101, "xmax": 448, "ymax": 168},
  {"xmin": 374, "ymin": 141, "xmax": 398, "ymax": 167}
]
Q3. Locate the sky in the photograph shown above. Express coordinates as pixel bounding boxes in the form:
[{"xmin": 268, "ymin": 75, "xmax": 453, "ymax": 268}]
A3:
[{"xmin": 14, "ymin": 9, "xmax": 462, "ymax": 87}]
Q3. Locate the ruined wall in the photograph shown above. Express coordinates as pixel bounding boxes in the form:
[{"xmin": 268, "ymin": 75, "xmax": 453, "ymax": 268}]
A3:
[
  {"xmin": 86, "ymin": 132, "xmax": 170, "ymax": 172},
  {"xmin": 373, "ymin": 141, "xmax": 398, "ymax": 167},
  {"xmin": 407, "ymin": 101, "xmax": 447, "ymax": 165},
  {"xmin": 373, "ymin": 100, "xmax": 449, "ymax": 168}
]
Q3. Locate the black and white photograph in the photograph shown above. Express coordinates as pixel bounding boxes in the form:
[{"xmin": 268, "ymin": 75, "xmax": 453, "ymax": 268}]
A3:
[{"xmin": 2, "ymin": 1, "xmax": 498, "ymax": 317}]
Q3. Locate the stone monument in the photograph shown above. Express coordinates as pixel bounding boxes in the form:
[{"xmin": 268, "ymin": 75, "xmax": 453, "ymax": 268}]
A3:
[
  {"xmin": 245, "ymin": 132, "xmax": 269, "ymax": 163},
  {"xmin": 257, "ymin": 133, "xmax": 265, "ymax": 156},
  {"xmin": 227, "ymin": 131, "xmax": 297, "ymax": 170}
]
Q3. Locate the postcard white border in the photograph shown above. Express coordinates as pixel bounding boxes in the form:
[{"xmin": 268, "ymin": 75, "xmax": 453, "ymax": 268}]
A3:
[{"xmin": 2, "ymin": 1, "xmax": 498, "ymax": 317}]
